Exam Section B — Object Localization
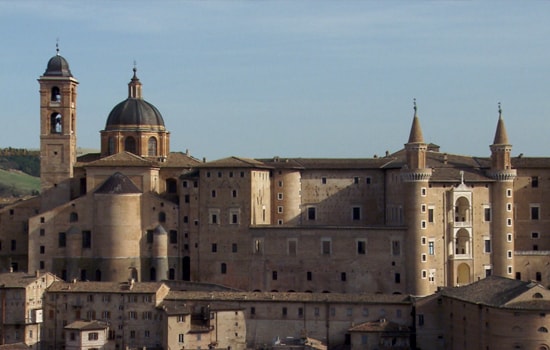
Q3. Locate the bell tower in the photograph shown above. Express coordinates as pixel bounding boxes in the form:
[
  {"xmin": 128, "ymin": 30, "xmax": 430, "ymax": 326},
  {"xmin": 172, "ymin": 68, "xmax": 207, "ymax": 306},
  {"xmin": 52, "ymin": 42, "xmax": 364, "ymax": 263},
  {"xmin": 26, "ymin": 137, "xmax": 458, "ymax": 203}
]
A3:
[{"xmin": 38, "ymin": 45, "xmax": 78, "ymax": 210}]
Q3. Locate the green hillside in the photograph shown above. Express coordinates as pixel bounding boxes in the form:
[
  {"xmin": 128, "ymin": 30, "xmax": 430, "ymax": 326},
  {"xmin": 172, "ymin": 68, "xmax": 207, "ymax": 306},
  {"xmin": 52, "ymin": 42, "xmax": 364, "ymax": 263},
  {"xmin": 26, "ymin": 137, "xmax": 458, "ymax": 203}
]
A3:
[
  {"xmin": 0, "ymin": 148, "xmax": 41, "ymax": 198},
  {"xmin": 0, "ymin": 168, "xmax": 40, "ymax": 197}
]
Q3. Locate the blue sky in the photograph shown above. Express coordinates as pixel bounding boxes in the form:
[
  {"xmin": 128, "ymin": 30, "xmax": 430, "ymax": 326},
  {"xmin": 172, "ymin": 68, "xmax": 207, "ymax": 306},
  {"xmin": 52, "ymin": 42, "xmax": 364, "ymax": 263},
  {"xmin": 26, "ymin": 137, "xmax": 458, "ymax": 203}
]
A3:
[{"xmin": 1, "ymin": 1, "xmax": 549, "ymax": 160}]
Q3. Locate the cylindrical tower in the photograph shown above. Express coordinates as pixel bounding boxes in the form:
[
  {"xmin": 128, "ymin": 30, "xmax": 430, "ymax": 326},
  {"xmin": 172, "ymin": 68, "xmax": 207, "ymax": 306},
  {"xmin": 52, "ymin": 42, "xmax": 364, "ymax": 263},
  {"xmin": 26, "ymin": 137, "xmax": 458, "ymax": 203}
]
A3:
[
  {"xmin": 93, "ymin": 172, "xmax": 143, "ymax": 282},
  {"xmin": 489, "ymin": 105, "xmax": 516, "ymax": 277},
  {"xmin": 152, "ymin": 225, "xmax": 168, "ymax": 281},
  {"xmin": 402, "ymin": 102, "xmax": 433, "ymax": 296}
]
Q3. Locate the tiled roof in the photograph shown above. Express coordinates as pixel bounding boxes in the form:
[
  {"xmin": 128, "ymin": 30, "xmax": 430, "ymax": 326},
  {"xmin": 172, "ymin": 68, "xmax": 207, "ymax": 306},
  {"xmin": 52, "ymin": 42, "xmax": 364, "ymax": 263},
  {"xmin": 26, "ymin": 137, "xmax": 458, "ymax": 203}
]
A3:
[
  {"xmin": 94, "ymin": 172, "xmax": 141, "ymax": 194},
  {"xmin": 163, "ymin": 290, "xmax": 411, "ymax": 304},
  {"xmin": 512, "ymin": 157, "xmax": 550, "ymax": 168},
  {"xmin": 0, "ymin": 343, "xmax": 30, "ymax": 349},
  {"xmin": 349, "ymin": 319, "xmax": 411, "ymax": 333},
  {"xmin": 65, "ymin": 320, "xmax": 109, "ymax": 331},
  {"xmin": 48, "ymin": 281, "xmax": 167, "ymax": 293},
  {"xmin": 440, "ymin": 276, "xmax": 542, "ymax": 308},
  {"xmin": 198, "ymin": 156, "xmax": 271, "ymax": 169},
  {"xmin": 162, "ymin": 152, "xmax": 202, "ymax": 168},
  {"xmin": 0, "ymin": 272, "xmax": 43, "ymax": 288},
  {"xmin": 288, "ymin": 158, "xmax": 395, "ymax": 170}
]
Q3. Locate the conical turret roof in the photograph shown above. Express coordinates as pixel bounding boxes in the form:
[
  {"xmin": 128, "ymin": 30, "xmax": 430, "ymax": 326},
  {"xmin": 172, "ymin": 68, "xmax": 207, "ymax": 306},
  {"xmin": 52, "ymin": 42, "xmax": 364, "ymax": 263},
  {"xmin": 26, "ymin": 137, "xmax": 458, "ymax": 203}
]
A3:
[
  {"xmin": 407, "ymin": 100, "xmax": 425, "ymax": 144},
  {"xmin": 492, "ymin": 104, "xmax": 510, "ymax": 145}
]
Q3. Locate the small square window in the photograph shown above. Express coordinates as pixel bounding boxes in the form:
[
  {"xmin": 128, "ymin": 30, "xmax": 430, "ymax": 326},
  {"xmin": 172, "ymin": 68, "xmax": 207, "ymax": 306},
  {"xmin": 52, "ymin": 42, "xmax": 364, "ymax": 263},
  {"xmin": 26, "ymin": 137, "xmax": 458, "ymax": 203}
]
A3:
[
  {"xmin": 532, "ymin": 232, "xmax": 540, "ymax": 239},
  {"xmin": 321, "ymin": 177, "xmax": 327, "ymax": 184}
]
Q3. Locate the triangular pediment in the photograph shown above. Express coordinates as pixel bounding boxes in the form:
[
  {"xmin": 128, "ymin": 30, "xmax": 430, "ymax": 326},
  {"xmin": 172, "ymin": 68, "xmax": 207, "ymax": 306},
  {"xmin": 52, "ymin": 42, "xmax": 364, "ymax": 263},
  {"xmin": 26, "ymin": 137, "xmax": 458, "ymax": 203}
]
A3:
[{"xmin": 86, "ymin": 151, "xmax": 157, "ymax": 168}]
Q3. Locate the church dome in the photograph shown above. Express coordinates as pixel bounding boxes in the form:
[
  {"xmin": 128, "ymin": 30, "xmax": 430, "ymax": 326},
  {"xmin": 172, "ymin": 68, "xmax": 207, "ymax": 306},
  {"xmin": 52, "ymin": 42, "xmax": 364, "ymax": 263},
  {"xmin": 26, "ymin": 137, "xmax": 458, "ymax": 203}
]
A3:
[
  {"xmin": 44, "ymin": 48, "xmax": 73, "ymax": 77},
  {"xmin": 104, "ymin": 68, "xmax": 165, "ymax": 131},
  {"xmin": 105, "ymin": 98, "xmax": 165, "ymax": 131}
]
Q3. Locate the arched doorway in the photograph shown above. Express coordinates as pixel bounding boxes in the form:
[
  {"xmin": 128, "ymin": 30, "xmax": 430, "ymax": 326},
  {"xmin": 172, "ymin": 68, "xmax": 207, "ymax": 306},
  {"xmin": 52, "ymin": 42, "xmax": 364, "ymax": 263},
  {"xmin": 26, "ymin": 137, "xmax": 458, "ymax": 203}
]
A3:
[{"xmin": 457, "ymin": 263, "xmax": 470, "ymax": 285}]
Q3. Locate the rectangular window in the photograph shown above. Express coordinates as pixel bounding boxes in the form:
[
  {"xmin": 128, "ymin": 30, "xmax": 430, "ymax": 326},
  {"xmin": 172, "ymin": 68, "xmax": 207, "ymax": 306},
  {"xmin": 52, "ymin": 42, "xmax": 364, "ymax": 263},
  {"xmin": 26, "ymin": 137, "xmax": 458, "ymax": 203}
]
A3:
[
  {"xmin": 341, "ymin": 272, "xmax": 347, "ymax": 282},
  {"xmin": 211, "ymin": 243, "xmax": 217, "ymax": 253},
  {"xmin": 314, "ymin": 307, "xmax": 320, "ymax": 316},
  {"xmin": 282, "ymin": 307, "xmax": 287, "ymax": 316},
  {"xmin": 277, "ymin": 193, "xmax": 283, "ymax": 200},
  {"xmin": 307, "ymin": 207, "xmax": 316, "ymax": 220},
  {"xmin": 288, "ymin": 239, "xmax": 297, "ymax": 256},
  {"xmin": 322, "ymin": 177, "xmax": 327, "ymax": 184},
  {"xmin": 178, "ymin": 334, "xmax": 184, "ymax": 343},
  {"xmin": 272, "ymin": 271, "xmax": 278, "ymax": 280},
  {"xmin": 531, "ymin": 205, "xmax": 540, "ymax": 220},
  {"xmin": 322, "ymin": 240, "xmax": 331, "ymax": 255},
  {"xmin": 58, "ymin": 232, "xmax": 66, "ymax": 247},
  {"xmin": 211, "ymin": 214, "xmax": 218, "ymax": 224},
  {"xmin": 40, "ymin": 245, "xmax": 45, "ymax": 254},
  {"xmin": 392, "ymin": 240, "xmax": 401, "ymax": 256},
  {"xmin": 352, "ymin": 207, "xmax": 361, "ymax": 221},
  {"xmin": 428, "ymin": 241, "xmax": 435, "ymax": 255},
  {"xmin": 307, "ymin": 271, "xmax": 312, "ymax": 281},
  {"xmin": 353, "ymin": 177, "xmax": 359, "ymax": 184},
  {"xmin": 418, "ymin": 314, "xmax": 425, "ymax": 326},
  {"xmin": 366, "ymin": 177, "xmax": 371, "ymax": 184},
  {"xmin": 532, "ymin": 176, "xmax": 539, "ymax": 188},
  {"xmin": 82, "ymin": 231, "xmax": 91, "ymax": 249},
  {"xmin": 278, "ymin": 206, "xmax": 283, "ymax": 214},
  {"xmin": 169, "ymin": 230, "xmax": 177, "ymax": 244},
  {"xmin": 428, "ymin": 207, "xmax": 434, "ymax": 223},
  {"xmin": 357, "ymin": 240, "xmax": 366, "ymax": 255},
  {"xmin": 298, "ymin": 307, "xmax": 303, "ymax": 317},
  {"xmin": 250, "ymin": 307, "xmax": 256, "ymax": 315},
  {"xmin": 184, "ymin": 194, "xmax": 190, "ymax": 203},
  {"xmin": 88, "ymin": 332, "xmax": 99, "ymax": 341},
  {"xmin": 395, "ymin": 272, "xmax": 401, "ymax": 283},
  {"xmin": 484, "ymin": 238, "xmax": 491, "ymax": 253},
  {"xmin": 532, "ymin": 232, "xmax": 540, "ymax": 239},
  {"xmin": 484, "ymin": 207, "xmax": 491, "ymax": 222},
  {"xmin": 232, "ymin": 243, "xmax": 237, "ymax": 253}
]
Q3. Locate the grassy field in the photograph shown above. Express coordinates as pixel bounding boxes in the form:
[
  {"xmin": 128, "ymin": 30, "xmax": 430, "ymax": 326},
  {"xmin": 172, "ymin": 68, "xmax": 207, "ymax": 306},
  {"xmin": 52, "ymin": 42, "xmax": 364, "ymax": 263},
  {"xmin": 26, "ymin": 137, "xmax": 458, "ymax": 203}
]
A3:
[{"xmin": 0, "ymin": 168, "xmax": 40, "ymax": 197}]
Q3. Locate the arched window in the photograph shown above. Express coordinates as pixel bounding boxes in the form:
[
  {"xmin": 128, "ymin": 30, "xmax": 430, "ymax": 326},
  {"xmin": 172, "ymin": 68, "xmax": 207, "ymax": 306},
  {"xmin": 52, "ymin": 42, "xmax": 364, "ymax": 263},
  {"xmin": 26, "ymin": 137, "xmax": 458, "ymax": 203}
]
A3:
[
  {"xmin": 538, "ymin": 327, "xmax": 548, "ymax": 333},
  {"xmin": 108, "ymin": 137, "xmax": 115, "ymax": 155},
  {"xmin": 148, "ymin": 137, "xmax": 157, "ymax": 156},
  {"xmin": 50, "ymin": 86, "xmax": 61, "ymax": 102},
  {"xmin": 124, "ymin": 136, "xmax": 136, "ymax": 154},
  {"xmin": 51, "ymin": 113, "xmax": 62, "ymax": 133},
  {"xmin": 533, "ymin": 292, "xmax": 544, "ymax": 299},
  {"xmin": 69, "ymin": 212, "xmax": 78, "ymax": 222},
  {"xmin": 158, "ymin": 212, "xmax": 166, "ymax": 223},
  {"xmin": 455, "ymin": 197, "xmax": 471, "ymax": 222}
]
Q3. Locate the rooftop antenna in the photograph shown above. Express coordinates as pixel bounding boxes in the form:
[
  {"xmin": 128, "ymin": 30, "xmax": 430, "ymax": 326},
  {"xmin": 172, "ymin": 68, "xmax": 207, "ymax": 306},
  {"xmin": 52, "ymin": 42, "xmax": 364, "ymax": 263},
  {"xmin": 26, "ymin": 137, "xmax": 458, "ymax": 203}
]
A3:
[{"xmin": 56, "ymin": 38, "xmax": 60, "ymax": 56}]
